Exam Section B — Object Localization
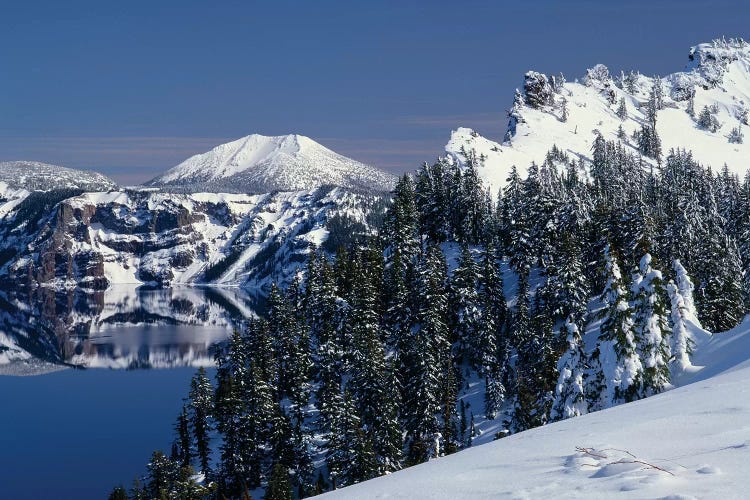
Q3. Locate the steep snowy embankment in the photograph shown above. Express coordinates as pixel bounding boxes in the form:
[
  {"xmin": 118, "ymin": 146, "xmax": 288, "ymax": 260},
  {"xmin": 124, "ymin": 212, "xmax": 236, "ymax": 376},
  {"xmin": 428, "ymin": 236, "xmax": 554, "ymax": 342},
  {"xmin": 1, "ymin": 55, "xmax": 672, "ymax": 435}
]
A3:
[{"xmin": 322, "ymin": 320, "xmax": 750, "ymax": 499}]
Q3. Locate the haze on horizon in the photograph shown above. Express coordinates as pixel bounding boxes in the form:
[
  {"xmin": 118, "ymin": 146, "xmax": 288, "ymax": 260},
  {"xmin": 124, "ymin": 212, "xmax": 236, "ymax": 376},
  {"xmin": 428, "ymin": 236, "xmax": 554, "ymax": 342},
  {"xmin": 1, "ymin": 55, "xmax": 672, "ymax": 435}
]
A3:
[{"xmin": 1, "ymin": 0, "xmax": 748, "ymax": 185}]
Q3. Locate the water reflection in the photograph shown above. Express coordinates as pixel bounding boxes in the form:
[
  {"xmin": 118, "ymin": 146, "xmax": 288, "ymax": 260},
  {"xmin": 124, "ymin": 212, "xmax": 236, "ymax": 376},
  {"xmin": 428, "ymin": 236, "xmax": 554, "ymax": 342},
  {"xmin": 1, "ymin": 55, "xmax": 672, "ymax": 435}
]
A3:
[{"xmin": 0, "ymin": 286, "xmax": 257, "ymax": 373}]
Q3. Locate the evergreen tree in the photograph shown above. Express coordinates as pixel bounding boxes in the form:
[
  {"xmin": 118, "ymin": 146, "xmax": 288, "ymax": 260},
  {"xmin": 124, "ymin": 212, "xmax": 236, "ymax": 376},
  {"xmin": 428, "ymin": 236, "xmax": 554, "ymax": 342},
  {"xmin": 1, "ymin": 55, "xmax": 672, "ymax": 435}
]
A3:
[
  {"xmin": 326, "ymin": 390, "xmax": 369, "ymax": 488},
  {"xmin": 696, "ymin": 234, "xmax": 745, "ymax": 332},
  {"xmin": 508, "ymin": 270, "xmax": 553, "ymax": 432},
  {"xmin": 673, "ymin": 260, "xmax": 700, "ymax": 326},
  {"xmin": 616, "ymin": 97, "xmax": 627, "ymax": 120},
  {"xmin": 550, "ymin": 318, "xmax": 588, "ymax": 421},
  {"xmin": 175, "ymin": 405, "xmax": 192, "ymax": 469},
  {"xmin": 728, "ymin": 126, "xmax": 744, "ymax": 144},
  {"xmin": 145, "ymin": 451, "xmax": 179, "ymax": 499},
  {"xmin": 588, "ymin": 246, "xmax": 642, "ymax": 409},
  {"xmin": 108, "ymin": 486, "xmax": 128, "ymax": 500},
  {"xmin": 450, "ymin": 244, "xmax": 481, "ymax": 366},
  {"xmin": 666, "ymin": 279, "xmax": 695, "ymax": 376},
  {"xmin": 265, "ymin": 463, "xmax": 293, "ymax": 500},
  {"xmin": 405, "ymin": 243, "xmax": 451, "ymax": 464},
  {"xmin": 631, "ymin": 254, "xmax": 671, "ymax": 397},
  {"xmin": 188, "ymin": 367, "xmax": 214, "ymax": 475},
  {"xmin": 478, "ymin": 243, "xmax": 508, "ymax": 419},
  {"xmin": 698, "ymin": 105, "xmax": 720, "ymax": 132}
]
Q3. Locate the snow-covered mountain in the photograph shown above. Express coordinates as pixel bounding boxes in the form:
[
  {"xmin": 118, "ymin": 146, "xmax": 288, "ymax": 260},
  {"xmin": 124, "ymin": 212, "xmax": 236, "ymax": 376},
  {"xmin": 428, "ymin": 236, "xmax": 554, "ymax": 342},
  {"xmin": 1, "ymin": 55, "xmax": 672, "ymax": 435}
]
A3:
[
  {"xmin": 322, "ymin": 318, "xmax": 749, "ymax": 499},
  {"xmin": 0, "ymin": 185, "xmax": 385, "ymax": 291},
  {"xmin": 447, "ymin": 38, "xmax": 750, "ymax": 193},
  {"xmin": 147, "ymin": 133, "xmax": 396, "ymax": 194},
  {"xmin": 0, "ymin": 161, "xmax": 117, "ymax": 192}
]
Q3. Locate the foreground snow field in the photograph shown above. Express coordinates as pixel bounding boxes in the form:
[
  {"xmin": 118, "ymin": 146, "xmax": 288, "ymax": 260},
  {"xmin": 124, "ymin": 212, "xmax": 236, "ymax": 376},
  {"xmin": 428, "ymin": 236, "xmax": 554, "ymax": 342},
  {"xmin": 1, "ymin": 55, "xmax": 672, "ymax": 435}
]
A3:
[{"xmin": 322, "ymin": 319, "xmax": 750, "ymax": 499}]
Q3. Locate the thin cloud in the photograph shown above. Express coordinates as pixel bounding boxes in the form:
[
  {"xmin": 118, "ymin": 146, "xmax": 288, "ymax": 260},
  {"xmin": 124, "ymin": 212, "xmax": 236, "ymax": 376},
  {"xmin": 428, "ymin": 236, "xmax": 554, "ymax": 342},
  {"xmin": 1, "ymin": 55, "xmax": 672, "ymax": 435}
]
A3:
[{"xmin": 400, "ymin": 112, "xmax": 502, "ymax": 130}]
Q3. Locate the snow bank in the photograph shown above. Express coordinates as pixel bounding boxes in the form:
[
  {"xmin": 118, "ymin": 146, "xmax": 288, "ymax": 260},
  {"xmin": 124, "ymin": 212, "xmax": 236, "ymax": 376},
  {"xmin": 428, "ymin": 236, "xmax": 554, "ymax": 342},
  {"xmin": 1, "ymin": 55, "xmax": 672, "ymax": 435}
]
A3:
[{"xmin": 321, "ymin": 321, "xmax": 750, "ymax": 499}]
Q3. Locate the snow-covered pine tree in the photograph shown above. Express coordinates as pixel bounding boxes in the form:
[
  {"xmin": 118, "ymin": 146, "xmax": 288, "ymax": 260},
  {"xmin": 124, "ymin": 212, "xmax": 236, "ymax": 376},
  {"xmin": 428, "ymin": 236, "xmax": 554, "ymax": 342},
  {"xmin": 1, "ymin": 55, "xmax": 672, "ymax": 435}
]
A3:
[
  {"xmin": 540, "ymin": 234, "xmax": 590, "ymax": 327},
  {"xmin": 214, "ymin": 329, "xmax": 270, "ymax": 493},
  {"xmin": 415, "ymin": 160, "xmax": 452, "ymax": 242},
  {"xmin": 506, "ymin": 270, "xmax": 536, "ymax": 432},
  {"xmin": 144, "ymin": 451, "xmax": 180, "ymax": 499},
  {"xmin": 616, "ymin": 97, "xmax": 627, "ymax": 120},
  {"xmin": 325, "ymin": 390, "xmax": 365, "ymax": 489},
  {"xmin": 696, "ymin": 233, "xmax": 745, "ymax": 332},
  {"xmin": 673, "ymin": 260, "xmax": 700, "ymax": 326},
  {"xmin": 588, "ymin": 246, "xmax": 642, "ymax": 410},
  {"xmin": 698, "ymin": 105, "xmax": 720, "ymax": 132},
  {"xmin": 187, "ymin": 367, "xmax": 214, "ymax": 475},
  {"xmin": 347, "ymin": 251, "xmax": 402, "ymax": 475},
  {"xmin": 458, "ymin": 152, "xmax": 490, "ymax": 244},
  {"xmin": 636, "ymin": 124, "xmax": 662, "ymax": 162},
  {"xmin": 404, "ymin": 243, "xmax": 451, "ymax": 464},
  {"xmin": 509, "ymin": 298, "xmax": 556, "ymax": 432},
  {"xmin": 650, "ymin": 77, "xmax": 664, "ymax": 111},
  {"xmin": 174, "ymin": 405, "xmax": 192, "ymax": 469},
  {"xmin": 728, "ymin": 126, "xmax": 744, "ymax": 144},
  {"xmin": 617, "ymin": 124, "xmax": 626, "ymax": 141},
  {"xmin": 450, "ymin": 244, "xmax": 481, "ymax": 367},
  {"xmin": 550, "ymin": 317, "xmax": 588, "ymax": 421},
  {"xmin": 736, "ymin": 172, "xmax": 750, "ymax": 307},
  {"xmin": 503, "ymin": 163, "xmax": 536, "ymax": 270},
  {"xmin": 265, "ymin": 463, "xmax": 293, "ymax": 500},
  {"xmin": 666, "ymin": 279, "xmax": 695, "ymax": 376},
  {"xmin": 631, "ymin": 254, "xmax": 671, "ymax": 397},
  {"xmin": 477, "ymin": 242, "xmax": 508, "ymax": 419}
]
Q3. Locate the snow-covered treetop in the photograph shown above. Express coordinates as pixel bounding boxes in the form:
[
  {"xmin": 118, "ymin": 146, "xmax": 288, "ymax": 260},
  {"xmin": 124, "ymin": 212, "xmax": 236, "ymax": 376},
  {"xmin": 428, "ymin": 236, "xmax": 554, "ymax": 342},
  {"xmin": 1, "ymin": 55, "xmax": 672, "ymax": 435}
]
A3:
[
  {"xmin": 582, "ymin": 64, "xmax": 612, "ymax": 87},
  {"xmin": 687, "ymin": 37, "xmax": 750, "ymax": 79}
]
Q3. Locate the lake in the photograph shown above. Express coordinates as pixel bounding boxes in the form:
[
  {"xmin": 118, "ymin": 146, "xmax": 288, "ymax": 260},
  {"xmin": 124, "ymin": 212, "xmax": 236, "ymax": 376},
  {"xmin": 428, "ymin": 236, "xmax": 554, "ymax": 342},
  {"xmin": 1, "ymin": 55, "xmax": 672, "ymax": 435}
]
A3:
[{"xmin": 0, "ymin": 286, "xmax": 255, "ymax": 499}]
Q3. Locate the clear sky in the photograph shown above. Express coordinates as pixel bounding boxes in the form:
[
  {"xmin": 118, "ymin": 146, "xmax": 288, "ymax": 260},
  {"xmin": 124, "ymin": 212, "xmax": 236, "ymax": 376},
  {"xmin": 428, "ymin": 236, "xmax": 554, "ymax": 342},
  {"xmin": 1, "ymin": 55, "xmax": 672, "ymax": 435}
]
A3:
[{"xmin": 1, "ymin": 0, "xmax": 748, "ymax": 184}]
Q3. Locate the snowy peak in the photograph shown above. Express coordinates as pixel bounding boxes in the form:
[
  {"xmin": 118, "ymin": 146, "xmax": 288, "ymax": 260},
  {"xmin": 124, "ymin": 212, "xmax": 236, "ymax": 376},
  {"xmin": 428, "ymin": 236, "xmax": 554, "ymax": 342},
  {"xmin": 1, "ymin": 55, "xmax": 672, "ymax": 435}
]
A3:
[
  {"xmin": 0, "ymin": 161, "xmax": 117, "ymax": 192},
  {"xmin": 446, "ymin": 38, "xmax": 750, "ymax": 193},
  {"xmin": 686, "ymin": 38, "xmax": 750, "ymax": 84},
  {"xmin": 147, "ymin": 133, "xmax": 396, "ymax": 194}
]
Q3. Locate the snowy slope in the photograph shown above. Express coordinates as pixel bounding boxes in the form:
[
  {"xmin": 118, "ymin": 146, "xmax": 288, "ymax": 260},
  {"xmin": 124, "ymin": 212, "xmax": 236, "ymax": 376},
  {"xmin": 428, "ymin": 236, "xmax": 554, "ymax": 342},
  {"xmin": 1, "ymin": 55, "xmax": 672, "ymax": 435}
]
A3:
[
  {"xmin": 447, "ymin": 38, "xmax": 750, "ymax": 193},
  {"xmin": 147, "ymin": 133, "xmax": 396, "ymax": 193},
  {"xmin": 0, "ymin": 161, "xmax": 117, "ymax": 191},
  {"xmin": 322, "ymin": 319, "xmax": 750, "ymax": 499}
]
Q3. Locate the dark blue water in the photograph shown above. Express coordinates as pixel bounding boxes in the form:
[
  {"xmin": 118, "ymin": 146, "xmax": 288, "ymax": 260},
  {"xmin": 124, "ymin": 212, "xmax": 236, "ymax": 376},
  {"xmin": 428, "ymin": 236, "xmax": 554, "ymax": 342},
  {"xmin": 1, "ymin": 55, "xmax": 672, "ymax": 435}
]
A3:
[
  {"xmin": 0, "ymin": 367, "xmax": 198, "ymax": 499},
  {"xmin": 0, "ymin": 286, "xmax": 252, "ymax": 499}
]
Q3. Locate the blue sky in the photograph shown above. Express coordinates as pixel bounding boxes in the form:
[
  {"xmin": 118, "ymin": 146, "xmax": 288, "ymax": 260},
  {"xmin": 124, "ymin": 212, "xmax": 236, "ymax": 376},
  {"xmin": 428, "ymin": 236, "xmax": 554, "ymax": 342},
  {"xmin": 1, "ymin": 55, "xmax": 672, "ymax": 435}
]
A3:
[{"xmin": 1, "ymin": 0, "xmax": 747, "ymax": 184}]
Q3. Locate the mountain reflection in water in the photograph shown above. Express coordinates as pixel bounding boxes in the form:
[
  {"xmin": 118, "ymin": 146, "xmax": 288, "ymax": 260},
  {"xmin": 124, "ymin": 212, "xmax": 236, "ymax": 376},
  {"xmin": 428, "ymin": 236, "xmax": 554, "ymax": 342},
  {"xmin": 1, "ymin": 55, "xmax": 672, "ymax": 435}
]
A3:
[{"xmin": 0, "ymin": 286, "xmax": 258, "ymax": 373}]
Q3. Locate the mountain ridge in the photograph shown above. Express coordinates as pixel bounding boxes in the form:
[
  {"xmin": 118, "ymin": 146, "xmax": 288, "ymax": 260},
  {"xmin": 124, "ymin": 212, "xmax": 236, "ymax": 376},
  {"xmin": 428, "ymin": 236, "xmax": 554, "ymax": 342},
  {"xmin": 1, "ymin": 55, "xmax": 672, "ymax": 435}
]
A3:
[
  {"xmin": 0, "ymin": 161, "xmax": 117, "ymax": 192},
  {"xmin": 446, "ymin": 38, "xmax": 750, "ymax": 193}
]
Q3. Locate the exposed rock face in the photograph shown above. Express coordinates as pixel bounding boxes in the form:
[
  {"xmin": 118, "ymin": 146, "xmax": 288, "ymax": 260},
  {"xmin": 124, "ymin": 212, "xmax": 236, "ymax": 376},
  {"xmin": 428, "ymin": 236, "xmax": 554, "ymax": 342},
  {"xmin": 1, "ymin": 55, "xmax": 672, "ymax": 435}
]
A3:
[
  {"xmin": 523, "ymin": 71, "xmax": 554, "ymax": 109},
  {"xmin": 0, "ymin": 186, "xmax": 386, "ymax": 291}
]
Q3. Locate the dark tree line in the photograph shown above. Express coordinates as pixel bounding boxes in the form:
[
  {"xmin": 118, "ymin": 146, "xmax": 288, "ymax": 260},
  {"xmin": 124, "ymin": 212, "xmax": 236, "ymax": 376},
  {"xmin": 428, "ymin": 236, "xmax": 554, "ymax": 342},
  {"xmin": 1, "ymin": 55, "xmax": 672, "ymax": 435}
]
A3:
[{"xmin": 113, "ymin": 140, "xmax": 750, "ymax": 499}]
